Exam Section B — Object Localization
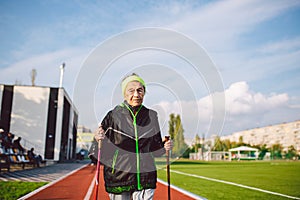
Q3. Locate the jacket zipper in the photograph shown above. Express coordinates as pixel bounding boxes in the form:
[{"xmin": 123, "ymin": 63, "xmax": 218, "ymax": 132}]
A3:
[{"xmin": 123, "ymin": 103, "xmax": 143, "ymax": 190}]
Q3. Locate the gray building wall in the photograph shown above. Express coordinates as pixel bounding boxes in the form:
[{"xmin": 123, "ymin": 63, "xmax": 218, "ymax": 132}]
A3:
[{"xmin": 0, "ymin": 85, "xmax": 78, "ymax": 162}]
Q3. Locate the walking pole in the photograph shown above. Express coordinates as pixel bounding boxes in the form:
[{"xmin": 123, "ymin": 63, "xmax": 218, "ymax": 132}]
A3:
[
  {"xmin": 165, "ymin": 136, "xmax": 171, "ymax": 200},
  {"xmin": 94, "ymin": 140, "xmax": 102, "ymax": 200}
]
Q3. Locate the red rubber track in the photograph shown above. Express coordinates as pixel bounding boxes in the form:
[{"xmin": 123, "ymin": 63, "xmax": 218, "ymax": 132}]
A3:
[{"xmin": 26, "ymin": 165, "xmax": 196, "ymax": 200}]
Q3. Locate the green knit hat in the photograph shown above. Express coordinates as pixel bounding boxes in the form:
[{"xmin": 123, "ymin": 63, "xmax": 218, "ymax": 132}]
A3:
[{"xmin": 121, "ymin": 74, "xmax": 146, "ymax": 96}]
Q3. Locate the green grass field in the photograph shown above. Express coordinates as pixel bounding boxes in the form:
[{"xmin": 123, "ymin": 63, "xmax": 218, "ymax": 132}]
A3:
[
  {"xmin": 156, "ymin": 159, "xmax": 300, "ymax": 200},
  {"xmin": 0, "ymin": 181, "xmax": 47, "ymax": 200}
]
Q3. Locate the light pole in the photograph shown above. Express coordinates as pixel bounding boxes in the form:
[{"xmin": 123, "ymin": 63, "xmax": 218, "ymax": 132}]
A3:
[{"xmin": 59, "ymin": 63, "xmax": 65, "ymax": 88}]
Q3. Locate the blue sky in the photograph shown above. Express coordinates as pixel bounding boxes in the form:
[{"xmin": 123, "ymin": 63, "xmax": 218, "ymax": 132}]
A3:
[{"xmin": 1, "ymin": 0, "xmax": 300, "ymax": 139}]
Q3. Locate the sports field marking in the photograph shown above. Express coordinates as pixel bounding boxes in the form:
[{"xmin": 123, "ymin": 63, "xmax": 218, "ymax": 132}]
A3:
[
  {"xmin": 84, "ymin": 176, "xmax": 95, "ymax": 200},
  {"xmin": 171, "ymin": 170, "xmax": 300, "ymax": 200},
  {"xmin": 157, "ymin": 179, "xmax": 207, "ymax": 200}
]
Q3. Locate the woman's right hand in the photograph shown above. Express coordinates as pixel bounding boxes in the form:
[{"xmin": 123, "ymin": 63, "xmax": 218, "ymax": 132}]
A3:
[{"xmin": 94, "ymin": 126, "xmax": 105, "ymax": 141}]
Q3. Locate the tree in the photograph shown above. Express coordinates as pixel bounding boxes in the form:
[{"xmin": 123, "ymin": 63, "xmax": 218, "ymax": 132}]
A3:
[
  {"xmin": 193, "ymin": 134, "xmax": 202, "ymax": 153},
  {"xmin": 270, "ymin": 144, "xmax": 283, "ymax": 160},
  {"xmin": 238, "ymin": 136, "xmax": 245, "ymax": 146},
  {"xmin": 223, "ymin": 139, "xmax": 231, "ymax": 151},
  {"xmin": 168, "ymin": 114, "xmax": 188, "ymax": 157},
  {"xmin": 256, "ymin": 144, "xmax": 268, "ymax": 160},
  {"xmin": 168, "ymin": 113, "xmax": 175, "ymax": 140},
  {"xmin": 285, "ymin": 145, "xmax": 297, "ymax": 160},
  {"xmin": 231, "ymin": 141, "xmax": 238, "ymax": 148},
  {"xmin": 195, "ymin": 134, "xmax": 200, "ymax": 145},
  {"xmin": 213, "ymin": 136, "xmax": 223, "ymax": 151}
]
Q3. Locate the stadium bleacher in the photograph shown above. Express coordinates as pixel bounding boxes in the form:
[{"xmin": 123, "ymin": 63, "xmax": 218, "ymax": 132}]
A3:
[{"xmin": 0, "ymin": 129, "xmax": 45, "ymax": 172}]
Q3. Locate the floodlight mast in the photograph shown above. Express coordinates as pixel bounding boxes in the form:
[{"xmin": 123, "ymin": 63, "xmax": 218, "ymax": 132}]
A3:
[{"xmin": 59, "ymin": 63, "xmax": 65, "ymax": 88}]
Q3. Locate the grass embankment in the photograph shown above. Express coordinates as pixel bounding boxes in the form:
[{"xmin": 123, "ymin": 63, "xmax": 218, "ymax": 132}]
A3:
[
  {"xmin": 0, "ymin": 181, "xmax": 47, "ymax": 200},
  {"xmin": 156, "ymin": 159, "xmax": 300, "ymax": 200}
]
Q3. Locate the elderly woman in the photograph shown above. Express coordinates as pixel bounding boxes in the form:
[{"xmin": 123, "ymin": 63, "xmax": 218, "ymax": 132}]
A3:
[{"xmin": 94, "ymin": 73, "xmax": 172, "ymax": 200}]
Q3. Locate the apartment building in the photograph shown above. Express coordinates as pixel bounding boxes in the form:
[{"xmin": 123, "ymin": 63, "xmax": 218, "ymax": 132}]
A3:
[{"xmin": 220, "ymin": 120, "xmax": 300, "ymax": 152}]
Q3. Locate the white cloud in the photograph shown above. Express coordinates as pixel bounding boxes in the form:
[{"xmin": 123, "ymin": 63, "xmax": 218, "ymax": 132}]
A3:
[
  {"xmin": 225, "ymin": 82, "xmax": 289, "ymax": 115},
  {"xmin": 258, "ymin": 37, "xmax": 300, "ymax": 54},
  {"xmin": 156, "ymin": 81, "xmax": 289, "ymax": 119},
  {"xmin": 153, "ymin": 81, "xmax": 293, "ymax": 137}
]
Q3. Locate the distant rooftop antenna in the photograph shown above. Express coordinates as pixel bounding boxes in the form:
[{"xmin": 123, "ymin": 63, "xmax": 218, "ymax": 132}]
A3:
[
  {"xmin": 59, "ymin": 63, "xmax": 65, "ymax": 88},
  {"xmin": 30, "ymin": 68, "xmax": 37, "ymax": 86}
]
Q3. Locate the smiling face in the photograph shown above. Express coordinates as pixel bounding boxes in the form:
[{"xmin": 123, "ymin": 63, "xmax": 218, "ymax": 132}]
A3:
[{"xmin": 124, "ymin": 81, "xmax": 145, "ymax": 107}]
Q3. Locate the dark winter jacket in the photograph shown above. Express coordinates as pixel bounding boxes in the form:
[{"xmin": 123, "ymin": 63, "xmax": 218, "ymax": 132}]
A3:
[{"xmin": 100, "ymin": 102, "xmax": 165, "ymax": 194}]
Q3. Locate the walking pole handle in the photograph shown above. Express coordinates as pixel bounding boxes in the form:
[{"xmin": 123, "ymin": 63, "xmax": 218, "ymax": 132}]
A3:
[
  {"xmin": 165, "ymin": 136, "xmax": 170, "ymax": 155},
  {"xmin": 98, "ymin": 139, "xmax": 102, "ymax": 149},
  {"xmin": 97, "ymin": 125, "xmax": 104, "ymax": 149},
  {"xmin": 165, "ymin": 136, "xmax": 170, "ymax": 141}
]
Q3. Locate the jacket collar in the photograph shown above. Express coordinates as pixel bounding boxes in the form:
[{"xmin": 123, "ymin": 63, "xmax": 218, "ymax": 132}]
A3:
[{"xmin": 122, "ymin": 100, "xmax": 143, "ymax": 114}]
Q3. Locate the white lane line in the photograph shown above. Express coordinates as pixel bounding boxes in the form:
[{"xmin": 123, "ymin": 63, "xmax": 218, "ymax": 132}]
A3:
[
  {"xmin": 84, "ymin": 176, "xmax": 96, "ymax": 200},
  {"xmin": 157, "ymin": 178, "xmax": 207, "ymax": 200},
  {"xmin": 171, "ymin": 170, "xmax": 300, "ymax": 200}
]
